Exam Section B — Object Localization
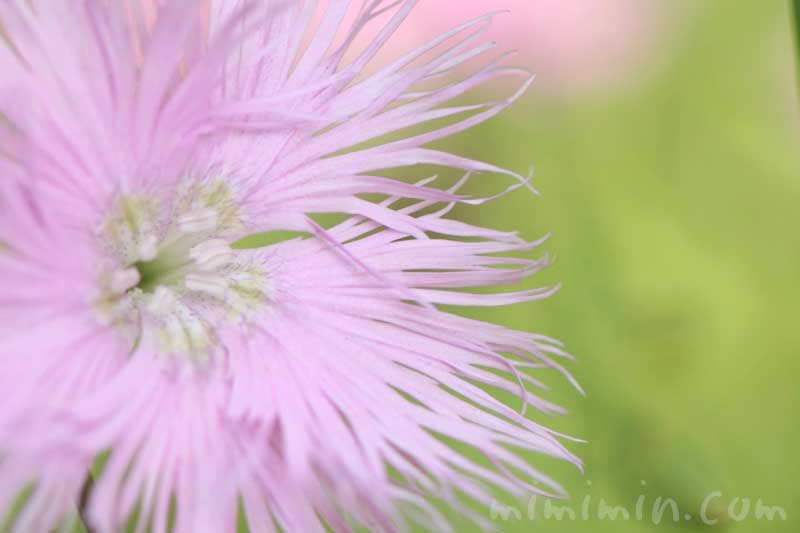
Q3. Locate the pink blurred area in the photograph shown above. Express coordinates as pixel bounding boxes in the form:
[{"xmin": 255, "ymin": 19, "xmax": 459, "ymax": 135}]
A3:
[{"xmin": 344, "ymin": 0, "xmax": 668, "ymax": 97}]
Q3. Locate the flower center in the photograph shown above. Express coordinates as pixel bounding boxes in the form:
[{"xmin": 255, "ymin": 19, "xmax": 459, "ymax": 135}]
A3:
[{"xmin": 95, "ymin": 182, "xmax": 268, "ymax": 360}]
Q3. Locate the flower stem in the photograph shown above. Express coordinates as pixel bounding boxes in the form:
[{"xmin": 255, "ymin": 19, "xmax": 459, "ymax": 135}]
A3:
[
  {"xmin": 793, "ymin": 0, "xmax": 800, "ymax": 84},
  {"xmin": 78, "ymin": 473, "xmax": 96, "ymax": 533}
]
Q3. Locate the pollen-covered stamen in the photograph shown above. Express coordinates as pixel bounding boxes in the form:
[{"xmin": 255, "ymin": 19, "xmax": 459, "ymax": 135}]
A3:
[
  {"xmin": 185, "ymin": 272, "xmax": 229, "ymax": 298},
  {"xmin": 146, "ymin": 286, "xmax": 213, "ymax": 357},
  {"xmin": 97, "ymin": 183, "xmax": 270, "ymax": 359},
  {"xmin": 146, "ymin": 285, "xmax": 178, "ymax": 315},
  {"xmin": 100, "ymin": 195, "xmax": 161, "ymax": 263},
  {"xmin": 178, "ymin": 207, "xmax": 219, "ymax": 234},
  {"xmin": 190, "ymin": 239, "xmax": 234, "ymax": 271}
]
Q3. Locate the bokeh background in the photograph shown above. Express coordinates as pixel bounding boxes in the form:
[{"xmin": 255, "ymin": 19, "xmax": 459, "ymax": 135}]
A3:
[{"xmin": 402, "ymin": 0, "xmax": 799, "ymax": 531}]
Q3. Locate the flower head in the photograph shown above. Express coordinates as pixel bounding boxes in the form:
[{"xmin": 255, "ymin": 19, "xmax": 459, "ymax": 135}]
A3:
[{"xmin": 0, "ymin": 2, "xmax": 580, "ymax": 531}]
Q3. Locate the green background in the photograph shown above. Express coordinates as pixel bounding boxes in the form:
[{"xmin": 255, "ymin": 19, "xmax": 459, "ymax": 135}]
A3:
[{"xmin": 433, "ymin": 1, "xmax": 799, "ymax": 531}]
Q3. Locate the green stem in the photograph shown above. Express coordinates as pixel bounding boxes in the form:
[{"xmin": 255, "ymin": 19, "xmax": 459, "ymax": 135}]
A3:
[
  {"xmin": 793, "ymin": 0, "xmax": 800, "ymax": 80},
  {"xmin": 78, "ymin": 473, "xmax": 96, "ymax": 533}
]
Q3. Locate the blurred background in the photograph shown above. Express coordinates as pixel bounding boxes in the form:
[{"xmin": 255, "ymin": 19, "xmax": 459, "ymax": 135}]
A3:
[{"xmin": 402, "ymin": 0, "xmax": 799, "ymax": 531}]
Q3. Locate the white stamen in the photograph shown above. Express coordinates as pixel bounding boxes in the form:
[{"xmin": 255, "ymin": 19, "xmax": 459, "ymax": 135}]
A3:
[
  {"xmin": 178, "ymin": 207, "xmax": 219, "ymax": 234},
  {"xmin": 99, "ymin": 186, "xmax": 252, "ymax": 360},
  {"xmin": 137, "ymin": 234, "xmax": 159, "ymax": 262},
  {"xmin": 223, "ymin": 290, "xmax": 248, "ymax": 316},
  {"xmin": 183, "ymin": 313, "xmax": 211, "ymax": 351},
  {"xmin": 190, "ymin": 239, "xmax": 234, "ymax": 271},
  {"xmin": 110, "ymin": 267, "xmax": 140, "ymax": 294},
  {"xmin": 147, "ymin": 286, "xmax": 177, "ymax": 315},
  {"xmin": 164, "ymin": 315, "xmax": 191, "ymax": 353},
  {"xmin": 229, "ymin": 270, "xmax": 261, "ymax": 287},
  {"xmin": 186, "ymin": 272, "xmax": 229, "ymax": 298}
]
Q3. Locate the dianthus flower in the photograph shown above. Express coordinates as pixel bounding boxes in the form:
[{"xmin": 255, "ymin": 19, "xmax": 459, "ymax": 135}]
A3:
[{"xmin": 0, "ymin": 2, "xmax": 580, "ymax": 531}]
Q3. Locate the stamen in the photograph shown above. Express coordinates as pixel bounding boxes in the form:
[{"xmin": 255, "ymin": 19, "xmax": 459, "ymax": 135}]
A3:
[
  {"xmin": 190, "ymin": 239, "xmax": 234, "ymax": 271},
  {"xmin": 98, "ymin": 184, "xmax": 262, "ymax": 360},
  {"xmin": 110, "ymin": 267, "xmax": 141, "ymax": 294},
  {"xmin": 178, "ymin": 207, "xmax": 219, "ymax": 234},
  {"xmin": 137, "ymin": 234, "xmax": 159, "ymax": 262},
  {"xmin": 163, "ymin": 315, "xmax": 192, "ymax": 354},
  {"xmin": 147, "ymin": 286, "xmax": 177, "ymax": 315},
  {"xmin": 186, "ymin": 272, "xmax": 229, "ymax": 298}
]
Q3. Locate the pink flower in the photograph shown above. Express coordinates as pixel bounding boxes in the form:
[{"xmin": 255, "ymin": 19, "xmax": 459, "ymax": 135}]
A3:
[{"xmin": 0, "ymin": 2, "xmax": 580, "ymax": 532}]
